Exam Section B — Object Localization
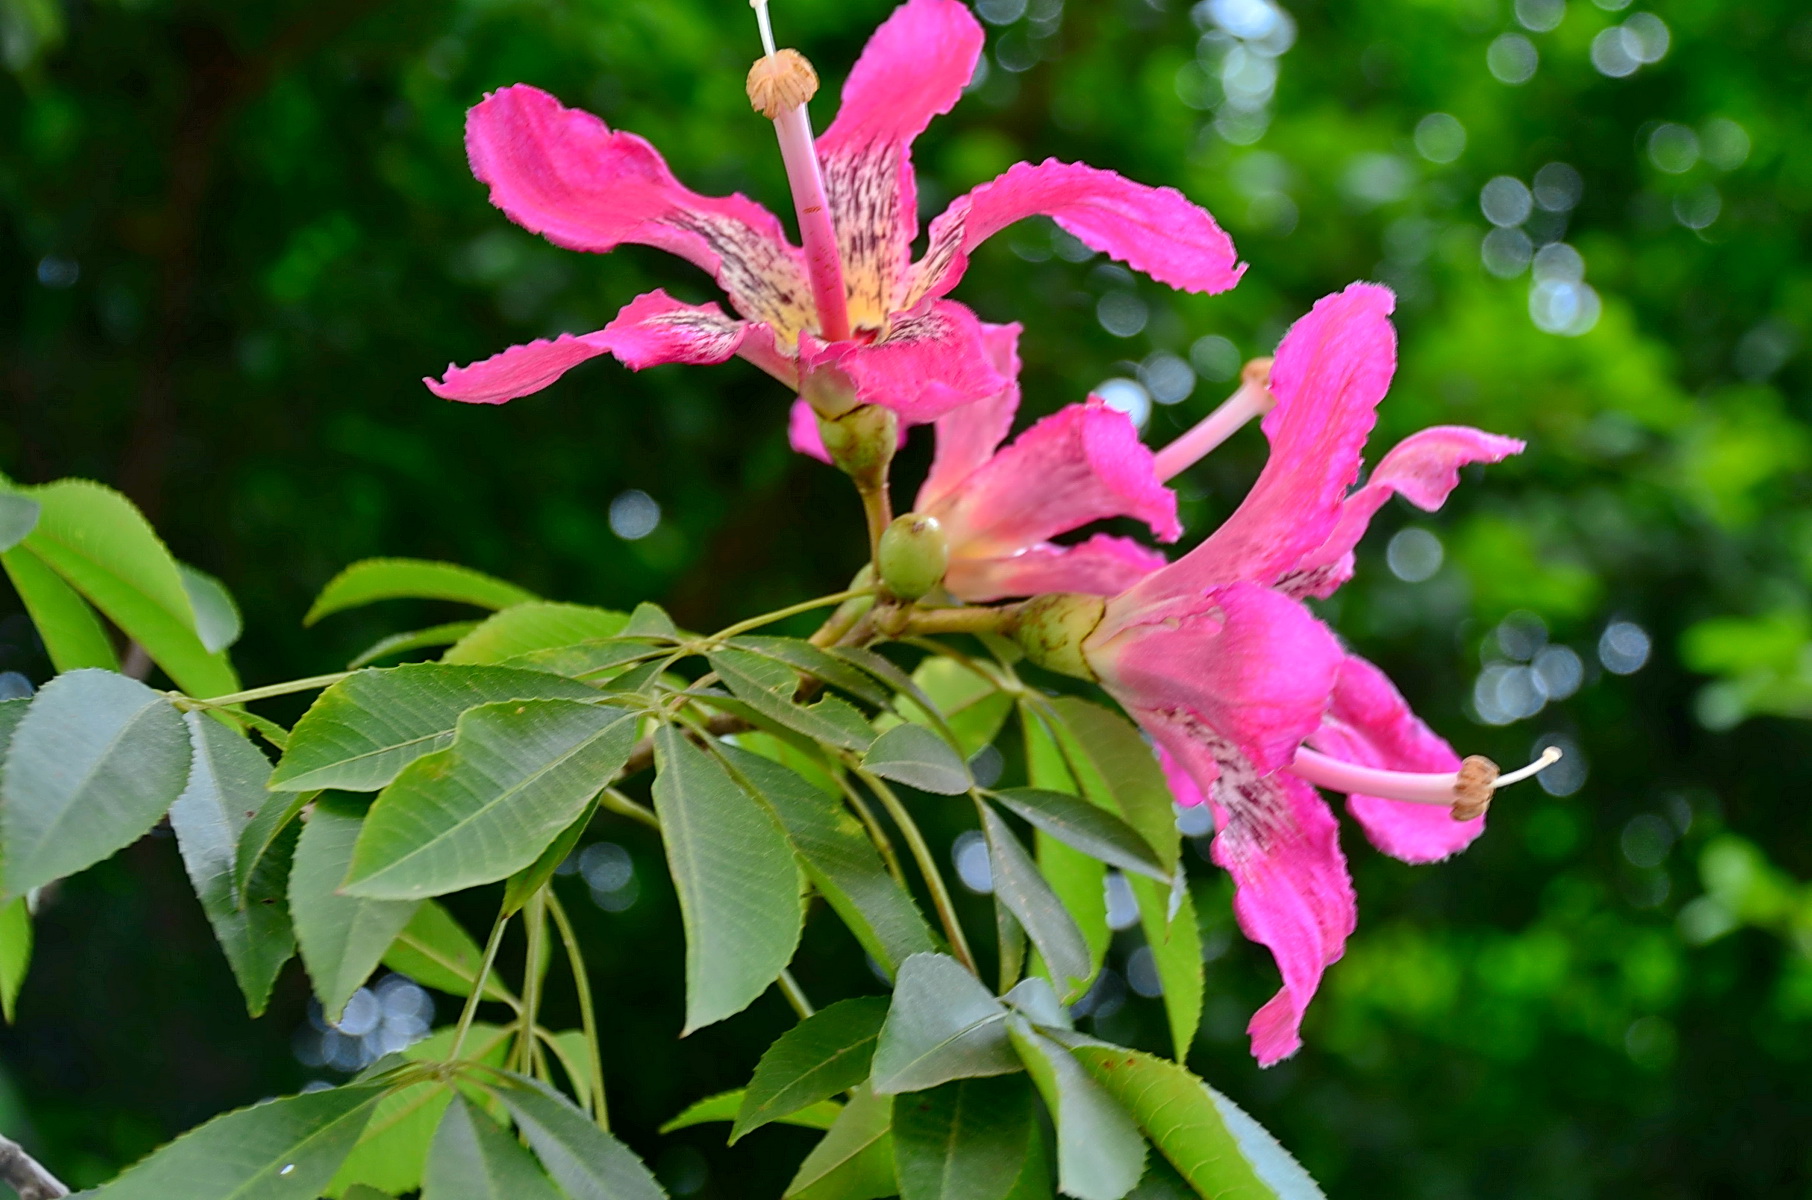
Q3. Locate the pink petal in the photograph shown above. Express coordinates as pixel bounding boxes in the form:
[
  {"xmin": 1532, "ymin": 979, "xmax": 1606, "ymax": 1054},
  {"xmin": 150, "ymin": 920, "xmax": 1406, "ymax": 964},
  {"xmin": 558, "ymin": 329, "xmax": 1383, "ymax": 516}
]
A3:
[
  {"xmin": 944, "ymin": 534, "xmax": 1168, "ymax": 604},
  {"xmin": 927, "ymin": 398, "xmax": 1180, "ymax": 561},
  {"xmin": 1312, "ymin": 654, "xmax": 1484, "ymax": 863},
  {"xmin": 1139, "ymin": 712, "xmax": 1354, "ymax": 1066},
  {"xmin": 425, "ymin": 291, "xmax": 775, "ymax": 404},
  {"xmin": 1112, "ymin": 283, "xmax": 1397, "ymax": 619},
  {"xmin": 916, "ymin": 322, "xmax": 1023, "ymax": 510},
  {"xmin": 788, "ymin": 397, "xmax": 831, "ymax": 463},
  {"xmin": 465, "ymin": 85, "xmax": 814, "ymax": 337},
  {"xmin": 1090, "ymin": 581, "xmax": 1343, "ymax": 775},
  {"xmin": 803, "ymin": 300, "xmax": 1010, "ymax": 422},
  {"xmin": 818, "ymin": 0, "xmax": 984, "ymax": 328},
  {"xmin": 1281, "ymin": 425, "xmax": 1525, "ymax": 599},
  {"xmin": 907, "ymin": 159, "xmax": 1244, "ymax": 307},
  {"xmin": 1158, "ymin": 744, "xmax": 1209, "ymax": 809}
]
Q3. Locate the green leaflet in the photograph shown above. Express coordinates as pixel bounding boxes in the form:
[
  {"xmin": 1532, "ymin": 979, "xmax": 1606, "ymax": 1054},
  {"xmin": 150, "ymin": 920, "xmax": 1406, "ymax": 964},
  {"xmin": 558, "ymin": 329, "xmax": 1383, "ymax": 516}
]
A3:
[
  {"xmin": 441, "ymin": 602, "xmax": 629, "ymax": 665},
  {"xmin": 381, "ymin": 899, "xmax": 517, "ymax": 1005},
  {"xmin": 83, "ymin": 1084, "xmax": 386, "ymax": 1199},
  {"xmin": 893, "ymin": 657, "xmax": 1013, "ymax": 758},
  {"xmin": 483, "ymin": 1075, "xmax": 668, "ymax": 1200},
  {"xmin": 979, "ymin": 804, "xmax": 1092, "ymax": 1002},
  {"xmin": 0, "ymin": 896, "xmax": 29, "ymax": 1024},
  {"xmin": 717, "ymin": 742, "xmax": 936, "ymax": 975},
  {"xmin": 178, "ymin": 562, "xmax": 243, "ymax": 654},
  {"xmin": 871, "ymin": 954, "xmax": 1020, "ymax": 1095},
  {"xmin": 270, "ymin": 663, "xmax": 601, "ymax": 793},
  {"xmin": 0, "ymin": 493, "xmax": 40, "ymax": 550},
  {"xmin": 422, "ymin": 1095, "xmax": 563, "ymax": 1200},
  {"xmin": 891, "ymin": 1075, "xmax": 1038, "ymax": 1200},
  {"xmin": 0, "ymin": 669, "xmax": 191, "ymax": 900},
  {"xmin": 15, "ymin": 479, "xmax": 237, "ymax": 696},
  {"xmin": 0, "ymin": 545, "xmax": 120, "ymax": 671},
  {"xmin": 290, "ymin": 796, "xmax": 421, "ymax": 1022},
  {"xmin": 652, "ymin": 726, "xmax": 802, "ymax": 1033},
  {"xmin": 661, "ymin": 1089, "xmax": 842, "ymax": 1135},
  {"xmin": 169, "ymin": 711, "xmax": 297, "ymax": 1016},
  {"xmin": 1006, "ymin": 1020, "xmax": 1147, "ymax": 1200},
  {"xmin": 1068, "ymin": 1043, "xmax": 1325, "ymax": 1199},
  {"xmin": 1131, "ymin": 873, "xmax": 1203, "ymax": 1062},
  {"xmin": 861, "ymin": 723, "xmax": 971, "ymax": 795},
  {"xmin": 785, "ymin": 1083, "xmax": 897, "ymax": 1200},
  {"xmin": 349, "ymin": 622, "xmax": 482, "ymax": 669},
  {"xmin": 709, "ymin": 649, "xmax": 876, "ymax": 751},
  {"xmin": 1021, "ymin": 705, "xmax": 1109, "ymax": 993},
  {"xmin": 732, "ymin": 996, "xmax": 890, "ymax": 1142},
  {"xmin": 343, "ymin": 699, "xmax": 636, "ymax": 900},
  {"xmin": 986, "ymin": 788, "xmax": 1169, "ymax": 882},
  {"xmin": 305, "ymin": 558, "xmax": 538, "ymax": 625}
]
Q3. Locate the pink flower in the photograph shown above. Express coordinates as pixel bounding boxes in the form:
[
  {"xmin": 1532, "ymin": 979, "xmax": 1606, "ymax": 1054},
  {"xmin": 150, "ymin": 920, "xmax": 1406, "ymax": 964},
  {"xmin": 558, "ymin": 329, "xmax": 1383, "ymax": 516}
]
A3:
[
  {"xmin": 425, "ymin": 0, "xmax": 1244, "ymax": 423},
  {"xmin": 1074, "ymin": 282, "xmax": 1526, "ymax": 1065}
]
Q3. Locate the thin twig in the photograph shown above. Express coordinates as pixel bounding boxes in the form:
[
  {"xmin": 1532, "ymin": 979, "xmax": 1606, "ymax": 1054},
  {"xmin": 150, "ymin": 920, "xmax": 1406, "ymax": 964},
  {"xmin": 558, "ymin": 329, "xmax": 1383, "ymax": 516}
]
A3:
[
  {"xmin": 777, "ymin": 969, "xmax": 816, "ymax": 1020},
  {"xmin": 0, "ymin": 1135, "xmax": 68, "ymax": 1199},
  {"xmin": 858, "ymin": 770, "xmax": 977, "ymax": 973},
  {"xmin": 547, "ymin": 891, "xmax": 611, "ymax": 1132}
]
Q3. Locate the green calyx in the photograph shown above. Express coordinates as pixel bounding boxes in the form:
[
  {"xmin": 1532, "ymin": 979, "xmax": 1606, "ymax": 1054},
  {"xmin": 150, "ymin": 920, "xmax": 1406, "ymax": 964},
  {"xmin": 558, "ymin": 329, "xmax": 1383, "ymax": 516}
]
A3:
[
  {"xmin": 816, "ymin": 402, "xmax": 899, "ymax": 483},
  {"xmin": 877, "ymin": 513, "xmax": 949, "ymax": 601},
  {"xmin": 1005, "ymin": 593, "xmax": 1106, "ymax": 681}
]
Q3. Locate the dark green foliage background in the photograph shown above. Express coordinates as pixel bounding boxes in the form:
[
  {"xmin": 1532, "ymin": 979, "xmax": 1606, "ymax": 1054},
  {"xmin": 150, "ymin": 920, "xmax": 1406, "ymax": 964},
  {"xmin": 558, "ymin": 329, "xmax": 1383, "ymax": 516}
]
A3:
[{"xmin": 2, "ymin": 0, "xmax": 1810, "ymax": 1194}]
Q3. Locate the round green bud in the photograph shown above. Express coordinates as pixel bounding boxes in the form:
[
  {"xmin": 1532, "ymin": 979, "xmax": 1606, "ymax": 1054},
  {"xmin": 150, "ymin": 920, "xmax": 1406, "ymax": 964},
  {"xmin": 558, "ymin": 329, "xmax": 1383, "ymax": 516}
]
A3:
[
  {"xmin": 1006, "ymin": 593, "xmax": 1107, "ymax": 681},
  {"xmin": 818, "ymin": 402, "xmax": 900, "ymax": 483},
  {"xmin": 877, "ymin": 513, "xmax": 949, "ymax": 601}
]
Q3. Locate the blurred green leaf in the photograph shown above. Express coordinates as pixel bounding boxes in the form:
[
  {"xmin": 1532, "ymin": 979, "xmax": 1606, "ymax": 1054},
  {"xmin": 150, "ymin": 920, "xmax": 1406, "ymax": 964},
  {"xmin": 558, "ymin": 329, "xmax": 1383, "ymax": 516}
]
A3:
[
  {"xmin": 305, "ymin": 558, "xmax": 537, "ymax": 625},
  {"xmin": 664, "ymin": 1089, "xmax": 842, "ymax": 1135},
  {"xmin": 0, "ymin": 545, "xmax": 120, "ymax": 672},
  {"xmin": 785, "ymin": 1083, "xmax": 896, "ymax": 1200},
  {"xmin": 986, "ymin": 788, "xmax": 1170, "ymax": 883},
  {"xmin": 381, "ymin": 899, "xmax": 516, "ymax": 1005},
  {"xmin": 891, "ymin": 1075, "xmax": 1037, "ymax": 1200},
  {"xmin": 483, "ymin": 1075, "xmax": 667, "ymax": 1200},
  {"xmin": 442, "ymin": 602, "xmax": 629, "ymax": 665},
  {"xmin": 980, "ymin": 804, "xmax": 1091, "ymax": 1003}
]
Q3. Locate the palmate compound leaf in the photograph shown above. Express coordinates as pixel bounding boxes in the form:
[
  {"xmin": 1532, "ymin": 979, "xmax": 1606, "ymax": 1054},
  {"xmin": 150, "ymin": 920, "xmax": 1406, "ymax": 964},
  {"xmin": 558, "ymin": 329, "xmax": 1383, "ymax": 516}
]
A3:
[
  {"xmin": 1066, "ymin": 1043, "xmax": 1325, "ymax": 1199},
  {"xmin": 482, "ymin": 1074, "xmax": 669, "ymax": 1200},
  {"xmin": 169, "ymin": 711, "xmax": 297, "ymax": 1016},
  {"xmin": 13, "ymin": 479, "xmax": 238, "ymax": 697},
  {"xmin": 304, "ymin": 558, "xmax": 538, "ymax": 626},
  {"xmin": 731, "ymin": 996, "xmax": 890, "ymax": 1142},
  {"xmin": 871, "ymin": 954, "xmax": 1019, "ymax": 1096},
  {"xmin": 269, "ymin": 664, "xmax": 602, "ymax": 793},
  {"xmin": 785, "ymin": 1083, "xmax": 896, "ymax": 1200},
  {"xmin": 891, "ymin": 1074, "xmax": 1038, "ymax": 1200},
  {"xmin": 979, "ymin": 804, "xmax": 1092, "ymax": 1003},
  {"xmin": 860, "ymin": 723, "xmax": 971, "ymax": 795},
  {"xmin": 289, "ymin": 796, "xmax": 420, "ymax": 1023},
  {"xmin": 652, "ymin": 726, "xmax": 802, "ymax": 1034},
  {"xmin": 342, "ymin": 699, "xmax": 637, "ymax": 901},
  {"xmin": 82, "ymin": 1082, "xmax": 387, "ymax": 1199},
  {"xmin": 441, "ymin": 602, "xmax": 629, "ymax": 665},
  {"xmin": 0, "ymin": 669, "xmax": 191, "ymax": 900},
  {"xmin": 1006, "ymin": 1019, "xmax": 1147, "ymax": 1200},
  {"xmin": 422, "ymin": 1095, "xmax": 563, "ymax": 1200},
  {"xmin": 716, "ymin": 742, "xmax": 936, "ymax": 975}
]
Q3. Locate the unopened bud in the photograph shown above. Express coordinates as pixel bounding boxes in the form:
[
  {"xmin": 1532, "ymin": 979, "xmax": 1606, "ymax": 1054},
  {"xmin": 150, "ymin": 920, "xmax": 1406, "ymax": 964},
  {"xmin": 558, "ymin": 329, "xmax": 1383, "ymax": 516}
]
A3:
[
  {"xmin": 818, "ymin": 403, "xmax": 899, "ymax": 483},
  {"xmin": 1006, "ymin": 593, "xmax": 1107, "ymax": 681},
  {"xmin": 747, "ymin": 49, "xmax": 819, "ymax": 119},
  {"xmin": 878, "ymin": 514, "xmax": 948, "ymax": 601}
]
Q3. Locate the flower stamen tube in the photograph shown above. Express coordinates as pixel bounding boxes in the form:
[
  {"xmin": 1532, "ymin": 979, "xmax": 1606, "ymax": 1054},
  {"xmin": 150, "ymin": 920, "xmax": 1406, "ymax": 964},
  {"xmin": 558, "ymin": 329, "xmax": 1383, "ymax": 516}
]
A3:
[
  {"xmin": 1152, "ymin": 356, "xmax": 1275, "ymax": 481},
  {"xmin": 1288, "ymin": 745, "xmax": 1564, "ymax": 822}
]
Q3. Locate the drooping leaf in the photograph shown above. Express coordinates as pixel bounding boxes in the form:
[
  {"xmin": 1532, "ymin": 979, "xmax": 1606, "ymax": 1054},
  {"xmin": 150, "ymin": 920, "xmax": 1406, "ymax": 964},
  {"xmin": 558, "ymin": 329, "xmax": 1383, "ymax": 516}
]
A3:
[
  {"xmin": 660, "ymin": 1090, "xmax": 842, "ymax": 1135},
  {"xmin": 1130, "ymin": 874, "xmax": 1202, "ymax": 1061},
  {"xmin": 343, "ymin": 699, "xmax": 636, "ymax": 900},
  {"xmin": 987, "ymin": 789, "xmax": 1169, "ymax": 882},
  {"xmin": 0, "ymin": 493, "xmax": 40, "ymax": 550},
  {"xmin": 727, "ymin": 636, "xmax": 891, "ymax": 707},
  {"xmin": 381, "ymin": 899, "xmax": 516, "ymax": 1005},
  {"xmin": 871, "ymin": 953, "xmax": 1019, "ymax": 1096},
  {"xmin": 305, "ymin": 558, "xmax": 537, "ymax": 625},
  {"xmin": 653, "ymin": 727, "xmax": 802, "ymax": 1033},
  {"xmin": 422, "ymin": 1095, "xmax": 563, "ymax": 1200},
  {"xmin": 169, "ymin": 712, "xmax": 297, "ymax": 1016},
  {"xmin": 1006, "ymin": 1021, "xmax": 1147, "ymax": 1200},
  {"xmin": 718, "ymin": 743, "xmax": 936, "ymax": 975},
  {"xmin": 501, "ymin": 798, "xmax": 595, "ymax": 915},
  {"xmin": 19, "ymin": 479, "xmax": 237, "ymax": 696},
  {"xmin": 179, "ymin": 562, "xmax": 243, "ymax": 654},
  {"xmin": 84, "ymin": 1084, "xmax": 385, "ymax": 1199},
  {"xmin": 892, "ymin": 1074, "xmax": 1038, "ymax": 1200},
  {"xmin": 484, "ymin": 1075, "xmax": 668, "ymax": 1200},
  {"xmin": 732, "ymin": 996, "xmax": 890, "ymax": 1142},
  {"xmin": 1, "ymin": 545, "xmax": 120, "ymax": 671},
  {"xmin": 349, "ymin": 622, "xmax": 482, "ymax": 669},
  {"xmin": 892, "ymin": 657, "xmax": 1013, "ymax": 758},
  {"xmin": 980, "ymin": 805, "xmax": 1091, "ymax": 1003},
  {"xmin": 442, "ymin": 603, "xmax": 629, "ymax": 665},
  {"xmin": 328, "ymin": 1023, "xmax": 514, "ymax": 1199},
  {"xmin": 1068, "ymin": 1043, "xmax": 1324, "ymax": 1199},
  {"xmin": 270, "ymin": 664, "xmax": 600, "ymax": 793},
  {"xmin": 861, "ymin": 724, "xmax": 971, "ymax": 795},
  {"xmin": 785, "ymin": 1083, "xmax": 896, "ymax": 1200},
  {"xmin": 0, "ymin": 896, "xmax": 30, "ymax": 1023},
  {"xmin": 709, "ymin": 650, "xmax": 876, "ymax": 752},
  {"xmin": 0, "ymin": 669, "xmax": 190, "ymax": 899},
  {"xmin": 290, "ymin": 796, "xmax": 420, "ymax": 1022}
]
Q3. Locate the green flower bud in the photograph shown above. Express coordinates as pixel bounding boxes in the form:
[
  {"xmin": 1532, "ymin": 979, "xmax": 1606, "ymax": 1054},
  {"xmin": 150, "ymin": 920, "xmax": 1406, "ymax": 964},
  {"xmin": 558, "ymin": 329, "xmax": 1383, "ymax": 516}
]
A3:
[
  {"xmin": 1006, "ymin": 593, "xmax": 1106, "ymax": 681},
  {"xmin": 877, "ymin": 513, "xmax": 949, "ymax": 601},
  {"xmin": 818, "ymin": 402, "xmax": 899, "ymax": 483}
]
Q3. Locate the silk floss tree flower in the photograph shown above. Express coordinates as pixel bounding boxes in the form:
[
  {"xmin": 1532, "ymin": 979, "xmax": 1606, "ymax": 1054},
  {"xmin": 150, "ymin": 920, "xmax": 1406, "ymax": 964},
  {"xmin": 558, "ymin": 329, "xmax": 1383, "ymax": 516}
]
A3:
[
  {"xmin": 1006, "ymin": 281, "xmax": 1555, "ymax": 1066},
  {"xmin": 425, "ymin": 0, "xmax": 1244, "ymax": 455}
]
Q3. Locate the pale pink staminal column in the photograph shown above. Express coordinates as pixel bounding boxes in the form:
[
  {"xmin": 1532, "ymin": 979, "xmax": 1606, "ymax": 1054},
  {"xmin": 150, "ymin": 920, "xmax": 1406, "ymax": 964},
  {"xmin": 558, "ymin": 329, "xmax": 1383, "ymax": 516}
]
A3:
[{"xmin": 1151, "ymin": 356, "xmax": 1277, "ymax": 482}]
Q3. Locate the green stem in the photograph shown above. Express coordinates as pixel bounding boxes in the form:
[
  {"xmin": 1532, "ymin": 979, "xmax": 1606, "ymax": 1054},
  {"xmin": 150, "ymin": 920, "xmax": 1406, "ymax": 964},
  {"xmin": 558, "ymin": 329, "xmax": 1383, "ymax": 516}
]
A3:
[
  {"xmin": 857, "ymin": 477, "xmax": 893, "ymax": 567},
  {"xmin": 600, "ymin": 787, "xmax": 661, "ymax": 831},
  {"xmin": 514, "ymin": 890, "xmax": 550, "ymax": 1075},
  {"xmin": 451, "ymin": 909, "xmax": 511, "ymax": 1062},
  {"xmin": 190, "ymin": 672, "xmax": 351, "ymax": 707},
  {"xmin": 859, "ymin": 769, "xmax": 977, "ymax": 974},
  {"xmin": 778, "ymin": 969, "xmax": 815, "ymax": 1020},
  {"xmin": 835, "ymin": 772, "xmax": 906, "ymax": 886},
  {"xmin": 708, "ymin": 586, "xmax": 879, "ymax": 644},
  {"xmin": 548, "ymin": 890, "xmax": 611, "ymax": 1131},
  {"xmin": 898, "ymin": 605, "xmax": 1018, "ymax": 638}
]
